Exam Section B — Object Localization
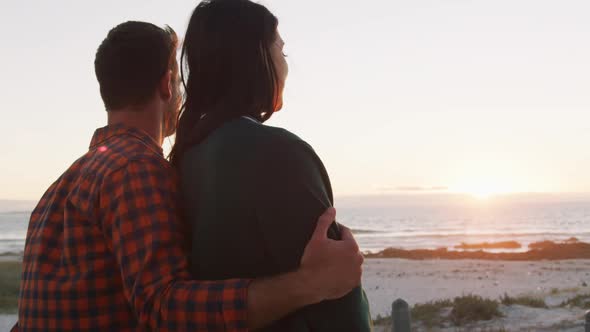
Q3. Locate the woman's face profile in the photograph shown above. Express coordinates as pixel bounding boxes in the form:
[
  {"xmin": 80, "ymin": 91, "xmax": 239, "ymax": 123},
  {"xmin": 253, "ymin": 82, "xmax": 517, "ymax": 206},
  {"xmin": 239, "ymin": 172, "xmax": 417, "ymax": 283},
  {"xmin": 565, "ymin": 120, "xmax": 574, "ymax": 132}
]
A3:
[{"xmin": 270, "ymin": 29, "xmax": 288, "ymax": 112}]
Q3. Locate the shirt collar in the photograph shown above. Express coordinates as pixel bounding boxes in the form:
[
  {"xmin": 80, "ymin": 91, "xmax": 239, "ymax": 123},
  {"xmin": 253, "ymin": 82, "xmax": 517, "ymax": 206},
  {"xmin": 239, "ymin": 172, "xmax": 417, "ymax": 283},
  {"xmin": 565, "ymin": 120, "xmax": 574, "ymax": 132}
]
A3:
[
  {"xmin": 241, "ymin": 115, "xmax": 260, "ymax": 123},
  {"xmin": 89, "ymin": 124, "xmax": 163, "ymax": 156}
]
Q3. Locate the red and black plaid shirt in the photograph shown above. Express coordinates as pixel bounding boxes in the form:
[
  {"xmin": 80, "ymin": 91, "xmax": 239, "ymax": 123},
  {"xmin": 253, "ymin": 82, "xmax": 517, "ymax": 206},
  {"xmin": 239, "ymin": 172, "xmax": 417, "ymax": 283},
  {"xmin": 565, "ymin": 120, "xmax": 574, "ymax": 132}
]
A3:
[{"xmin": 17, "ymin": 125, "xmax": 249, "ymax": 331}]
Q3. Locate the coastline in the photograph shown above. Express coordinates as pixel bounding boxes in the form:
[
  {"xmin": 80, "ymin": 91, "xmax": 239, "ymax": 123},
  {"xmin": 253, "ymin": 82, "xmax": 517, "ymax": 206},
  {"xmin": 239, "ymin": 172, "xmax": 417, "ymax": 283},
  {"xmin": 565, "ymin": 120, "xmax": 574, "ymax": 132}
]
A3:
[
  {"xmin": 1, "ymin": 255, "xmax": 589, "ymax": 330},
  {"xmin": 365, "ymin": 239, "xmax": 590, "ymax": 261}
]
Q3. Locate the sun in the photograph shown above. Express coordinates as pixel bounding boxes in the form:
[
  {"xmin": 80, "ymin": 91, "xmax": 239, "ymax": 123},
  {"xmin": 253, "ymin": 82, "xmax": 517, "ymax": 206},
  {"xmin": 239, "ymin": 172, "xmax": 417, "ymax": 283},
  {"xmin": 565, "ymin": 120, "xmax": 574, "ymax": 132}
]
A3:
[
  {"xmin": 470, "ymin": 188, "xmax": 494, "ymax": 200},
  {"xmin": 454, "ymin": 182, "xmax": 509, "ymax": 200}
]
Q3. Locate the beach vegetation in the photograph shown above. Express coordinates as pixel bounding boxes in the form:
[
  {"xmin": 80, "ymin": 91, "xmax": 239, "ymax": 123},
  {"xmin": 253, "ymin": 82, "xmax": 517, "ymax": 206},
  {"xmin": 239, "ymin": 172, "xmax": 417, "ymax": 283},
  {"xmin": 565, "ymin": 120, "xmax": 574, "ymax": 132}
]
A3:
[
  {"xmin": 0, "ymin": 261, "xmax": 21, "ymax": 313},
  {"xmin": 450, "ymin": 295, "xmax": 502, "ymax": 326},
  {"xmin": 410, "ymin": 299, "xmax": 453, "ymax": 327},
  {"xmin": 372, "ymin": 313, "xmax": 390, "ymax": 326},
  {"xmin": 560, "ymin": 293, "xmax": 590, "ymax": 309},
  {"xmin": 373, "ymin": 295, "xmax": 503, "ymax": 328},
  {"xmin": 500, "ymin": 293, "xmax": 548, "ymax": 308}
]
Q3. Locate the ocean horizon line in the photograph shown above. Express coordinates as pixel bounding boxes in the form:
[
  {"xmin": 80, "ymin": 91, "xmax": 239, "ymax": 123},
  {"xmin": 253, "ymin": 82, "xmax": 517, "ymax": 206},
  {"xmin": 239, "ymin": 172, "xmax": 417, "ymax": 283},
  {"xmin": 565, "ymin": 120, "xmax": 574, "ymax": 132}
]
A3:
[{"xmin": 3, "ymin": 191, "xmax": 590, "ymax": 202}]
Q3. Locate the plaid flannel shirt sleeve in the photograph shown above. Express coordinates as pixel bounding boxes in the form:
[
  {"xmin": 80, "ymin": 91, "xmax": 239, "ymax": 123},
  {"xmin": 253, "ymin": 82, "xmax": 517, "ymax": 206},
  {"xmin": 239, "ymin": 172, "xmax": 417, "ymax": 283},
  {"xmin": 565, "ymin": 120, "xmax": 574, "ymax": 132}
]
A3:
[{"xmin": 99, "ymin": 156, "xmax": 250, "ymax": 331}]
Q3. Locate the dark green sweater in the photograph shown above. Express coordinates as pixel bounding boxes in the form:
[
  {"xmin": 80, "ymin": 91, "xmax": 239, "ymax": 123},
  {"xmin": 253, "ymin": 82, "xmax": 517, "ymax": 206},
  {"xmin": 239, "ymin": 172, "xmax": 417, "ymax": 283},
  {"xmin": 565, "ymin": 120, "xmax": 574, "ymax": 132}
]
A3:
[{"xmin": 180, "ymin": 117, "xmax": 372, "ymax": 332}]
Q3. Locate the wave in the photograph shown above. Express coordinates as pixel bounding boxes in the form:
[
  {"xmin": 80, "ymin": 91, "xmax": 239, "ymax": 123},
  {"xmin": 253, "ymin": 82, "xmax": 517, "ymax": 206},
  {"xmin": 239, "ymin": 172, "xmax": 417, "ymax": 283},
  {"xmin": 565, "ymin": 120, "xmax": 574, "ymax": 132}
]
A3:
[
  {"xmin": 0, "ymin": 210, "xmax": 32, "ymax": 215},
  {"xmin": 350, "ymin": 228, "xmax": 383, "ymax": 234},
  {"xmin": 353, "ymin": 231, "xmax": 590, "ymax": 239}
]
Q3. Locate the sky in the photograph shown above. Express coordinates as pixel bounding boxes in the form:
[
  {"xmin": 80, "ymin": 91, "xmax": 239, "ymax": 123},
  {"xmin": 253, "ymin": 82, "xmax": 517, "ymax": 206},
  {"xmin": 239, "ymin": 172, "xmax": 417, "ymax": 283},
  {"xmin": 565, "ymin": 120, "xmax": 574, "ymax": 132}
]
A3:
[{"xmin": 1, "ymin": 0, "xmax": 590, "ymax": 200}]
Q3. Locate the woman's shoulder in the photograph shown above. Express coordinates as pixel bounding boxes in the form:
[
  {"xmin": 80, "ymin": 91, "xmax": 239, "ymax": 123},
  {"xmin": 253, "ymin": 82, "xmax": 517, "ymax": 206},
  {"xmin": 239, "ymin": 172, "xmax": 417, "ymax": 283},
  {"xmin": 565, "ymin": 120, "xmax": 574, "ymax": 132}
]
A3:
[
  {"xmin": 254, "ymin": 124, "xmax": 329, "ymax": 179},
  {"xmin": 258, "ymin": 124, "xmax": 315, "ymax": 154}
]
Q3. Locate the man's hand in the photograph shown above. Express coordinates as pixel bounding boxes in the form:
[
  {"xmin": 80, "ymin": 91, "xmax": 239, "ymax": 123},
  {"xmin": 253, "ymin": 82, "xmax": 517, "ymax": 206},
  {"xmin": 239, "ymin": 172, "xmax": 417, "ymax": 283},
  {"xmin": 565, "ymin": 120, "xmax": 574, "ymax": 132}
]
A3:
[{"xmin": 298, "ymin": 207, "xmax": 364, "ymax": 303}]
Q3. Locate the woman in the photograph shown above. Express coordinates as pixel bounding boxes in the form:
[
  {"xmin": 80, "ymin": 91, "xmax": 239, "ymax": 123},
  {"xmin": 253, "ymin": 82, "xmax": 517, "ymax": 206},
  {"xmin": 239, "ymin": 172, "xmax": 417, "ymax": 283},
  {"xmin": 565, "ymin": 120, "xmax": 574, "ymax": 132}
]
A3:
[{"xmin": 170, "ymin": 0, "xmax": 371, "ymax": 330}]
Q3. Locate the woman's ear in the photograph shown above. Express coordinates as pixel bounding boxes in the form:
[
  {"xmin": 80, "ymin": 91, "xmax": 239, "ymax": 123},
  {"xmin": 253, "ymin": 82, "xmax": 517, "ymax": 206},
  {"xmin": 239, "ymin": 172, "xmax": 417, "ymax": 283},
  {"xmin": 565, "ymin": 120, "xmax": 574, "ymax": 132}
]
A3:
[{"xmin": 159, "ymin": 70, "xmax": 173, "ymax": 101}]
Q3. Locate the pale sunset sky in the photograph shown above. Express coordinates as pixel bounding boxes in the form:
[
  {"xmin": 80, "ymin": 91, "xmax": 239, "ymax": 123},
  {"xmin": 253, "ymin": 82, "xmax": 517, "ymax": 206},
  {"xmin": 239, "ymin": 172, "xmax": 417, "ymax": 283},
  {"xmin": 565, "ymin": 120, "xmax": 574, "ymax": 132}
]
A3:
[{"xmin": 1, "ymin": 0, "xmax": 589, "ymax": 200}]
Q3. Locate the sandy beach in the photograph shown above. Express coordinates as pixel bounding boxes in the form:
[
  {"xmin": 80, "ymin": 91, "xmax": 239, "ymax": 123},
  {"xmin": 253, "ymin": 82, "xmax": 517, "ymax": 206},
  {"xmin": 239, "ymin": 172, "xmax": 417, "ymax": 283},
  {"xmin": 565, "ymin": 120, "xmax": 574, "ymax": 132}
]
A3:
[
  {"xmin": 0, "ymin": 315, "xmax": 16, "ymax": 331},
  {"xmin": 2, "ymin": 255, "xmax": 589, "ymax": 330},
  {"xmin": 363, "ymin": 258, "xmax": 590, "ymax": 331}
]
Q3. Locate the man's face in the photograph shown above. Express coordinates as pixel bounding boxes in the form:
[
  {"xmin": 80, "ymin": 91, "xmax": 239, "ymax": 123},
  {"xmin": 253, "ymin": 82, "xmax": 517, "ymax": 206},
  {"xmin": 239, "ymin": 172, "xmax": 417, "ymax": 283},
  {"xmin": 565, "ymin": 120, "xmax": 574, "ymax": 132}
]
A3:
[{"xmin": 163, "ymin": 62, "xmax": 182, "ymax": 138}]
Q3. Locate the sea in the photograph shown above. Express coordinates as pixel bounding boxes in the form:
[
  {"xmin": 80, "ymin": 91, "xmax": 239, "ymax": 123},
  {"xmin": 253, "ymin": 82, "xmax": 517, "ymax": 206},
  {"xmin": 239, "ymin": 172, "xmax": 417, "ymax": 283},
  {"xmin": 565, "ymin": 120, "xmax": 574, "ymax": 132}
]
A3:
[{"xmin": 1, "ymin": 194, "xmax": 589, "ymax": 255}]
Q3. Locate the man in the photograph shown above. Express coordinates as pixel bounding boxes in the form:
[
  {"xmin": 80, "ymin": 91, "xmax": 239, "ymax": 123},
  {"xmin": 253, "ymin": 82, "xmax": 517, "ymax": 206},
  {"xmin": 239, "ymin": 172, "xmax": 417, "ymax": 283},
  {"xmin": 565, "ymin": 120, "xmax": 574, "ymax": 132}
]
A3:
[{"xmin": 15, "ymin": 21, "xmax": 363, "ymax": 331}]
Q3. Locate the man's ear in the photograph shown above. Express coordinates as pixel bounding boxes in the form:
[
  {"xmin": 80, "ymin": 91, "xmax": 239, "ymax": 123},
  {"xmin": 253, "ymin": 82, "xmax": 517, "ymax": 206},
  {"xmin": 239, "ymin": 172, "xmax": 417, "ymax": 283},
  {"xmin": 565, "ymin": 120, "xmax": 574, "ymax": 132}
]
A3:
[{"xmin": 158, "ymin": 70, "xmax": 173, "ymax": 101}]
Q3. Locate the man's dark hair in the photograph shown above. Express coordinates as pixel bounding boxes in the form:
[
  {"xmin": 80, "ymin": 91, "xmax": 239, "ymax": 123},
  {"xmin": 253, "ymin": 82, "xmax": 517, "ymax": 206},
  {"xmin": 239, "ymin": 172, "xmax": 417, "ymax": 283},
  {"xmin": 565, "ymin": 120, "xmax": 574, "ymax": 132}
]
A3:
[{"xmin": 95, "ymin": 21, "xmax": 178, "ymax": 110}]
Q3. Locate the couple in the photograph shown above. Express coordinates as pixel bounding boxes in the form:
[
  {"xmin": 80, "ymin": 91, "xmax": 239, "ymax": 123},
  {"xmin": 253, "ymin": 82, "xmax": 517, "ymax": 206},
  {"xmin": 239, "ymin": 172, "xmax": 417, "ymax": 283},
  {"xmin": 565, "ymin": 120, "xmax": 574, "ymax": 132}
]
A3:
[{"xmin": 16, "ymin": 0, "xmax": 372, "ymax": 331}]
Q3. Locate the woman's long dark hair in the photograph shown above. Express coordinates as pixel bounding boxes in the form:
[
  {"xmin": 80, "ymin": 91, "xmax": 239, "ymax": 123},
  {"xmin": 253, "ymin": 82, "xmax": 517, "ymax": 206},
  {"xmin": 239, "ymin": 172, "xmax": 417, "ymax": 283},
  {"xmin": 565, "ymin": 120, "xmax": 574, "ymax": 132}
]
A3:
[{"xmin": 169, "ymin": 0, "xmax": 279, "ymax": 167}]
